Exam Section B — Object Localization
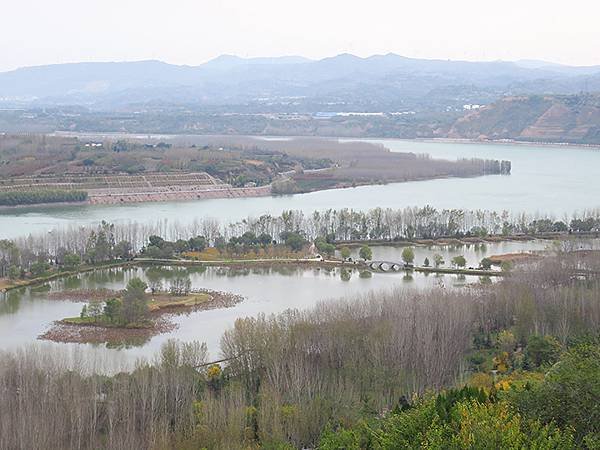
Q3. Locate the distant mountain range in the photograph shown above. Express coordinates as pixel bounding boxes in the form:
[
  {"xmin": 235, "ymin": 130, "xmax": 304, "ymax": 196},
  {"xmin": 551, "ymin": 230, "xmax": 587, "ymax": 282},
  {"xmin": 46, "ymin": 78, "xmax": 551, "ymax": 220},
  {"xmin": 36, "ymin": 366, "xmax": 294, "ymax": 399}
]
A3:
[
  {"xmin": 1, "ymin": 54, "xmax": 600, "ymax": 144},
  {"xmin": 2, "ymin": 54, "xmax": 600, "ymax": 112}
]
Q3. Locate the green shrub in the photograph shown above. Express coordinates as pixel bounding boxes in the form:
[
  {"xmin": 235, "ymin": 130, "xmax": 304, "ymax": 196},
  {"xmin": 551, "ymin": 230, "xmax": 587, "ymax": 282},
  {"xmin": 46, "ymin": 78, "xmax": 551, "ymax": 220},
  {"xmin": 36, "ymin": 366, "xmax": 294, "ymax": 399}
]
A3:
[
  {"xmin": 516, "ymin": 344, "xmax": 600, "ymax": 443},
  {"xmin": 524, "ymin": 335, "xmax": 561, "ymax": 368},
  {"xmin": 0, "ymin": 190, "xmax": 87, "ymax": 206}
]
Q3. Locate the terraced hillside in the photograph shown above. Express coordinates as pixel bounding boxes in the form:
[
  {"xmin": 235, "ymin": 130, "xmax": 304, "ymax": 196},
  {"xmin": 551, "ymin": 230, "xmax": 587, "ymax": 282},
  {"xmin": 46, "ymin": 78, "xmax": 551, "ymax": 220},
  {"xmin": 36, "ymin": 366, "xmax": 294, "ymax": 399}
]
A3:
[
  {"xmin": 0, "ymin": 172, "xmax": 215, "ymax": 191},
  {"xmin": 0, "ymin": 172, "xmax": 270, "ymax": 205}
]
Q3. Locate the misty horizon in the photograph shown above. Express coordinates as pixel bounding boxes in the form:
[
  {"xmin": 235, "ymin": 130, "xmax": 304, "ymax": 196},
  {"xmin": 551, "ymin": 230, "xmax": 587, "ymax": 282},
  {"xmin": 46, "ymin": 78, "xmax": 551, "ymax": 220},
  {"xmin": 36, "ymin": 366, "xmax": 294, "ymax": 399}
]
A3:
[{"xmin": 4, "ymin": 52, "xmax": 600, "ymax": 74}]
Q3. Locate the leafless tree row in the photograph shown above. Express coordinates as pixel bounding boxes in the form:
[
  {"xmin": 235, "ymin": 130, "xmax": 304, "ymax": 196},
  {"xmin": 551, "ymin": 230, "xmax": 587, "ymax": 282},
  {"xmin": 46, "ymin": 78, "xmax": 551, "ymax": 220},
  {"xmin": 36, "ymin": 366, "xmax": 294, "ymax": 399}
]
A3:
[
  {"xmin": 0, "ymin": 341, "xmax": 207, "ymax": 450},
  {"xmin": 5, "ymin": 206, "xmax": 600, "ymax": 270}
]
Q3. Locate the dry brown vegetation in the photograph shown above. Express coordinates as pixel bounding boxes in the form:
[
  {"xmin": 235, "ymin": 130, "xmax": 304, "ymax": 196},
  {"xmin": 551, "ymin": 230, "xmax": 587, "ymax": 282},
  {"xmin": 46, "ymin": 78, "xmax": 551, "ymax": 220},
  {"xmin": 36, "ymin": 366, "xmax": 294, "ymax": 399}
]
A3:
[
  {"xmin": 0, "ymin": 134, "xmax": 324, "ymax": 181},
  {"xmin": 0, "ymin": 134, "xmax": 508, "ymax": 202},
  {"xmin": 0, "ymin": 340, "xmax": 206, "ymax": 450},
  {"xmin": 178, "ymin": 137, "xmax": 509, "ymax": 191},
  {"xmin": 38, "ymin": 317, "xmax": 176, "ymax": 345},
  {"xmin": 0, "ymin": 134, "xmax": 79, "ymax": 177},
  {"xmin": 488, "ymin": 252, "xmax": 540, "ymax": 264}
]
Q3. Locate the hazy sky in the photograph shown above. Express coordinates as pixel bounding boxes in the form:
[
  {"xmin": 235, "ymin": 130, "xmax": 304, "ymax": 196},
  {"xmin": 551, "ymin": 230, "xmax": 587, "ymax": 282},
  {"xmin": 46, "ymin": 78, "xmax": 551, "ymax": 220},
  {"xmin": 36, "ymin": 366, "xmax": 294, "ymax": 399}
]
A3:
[{"xmin": 2, "ymin": 0, "xmax": 600, "ymax": 72}]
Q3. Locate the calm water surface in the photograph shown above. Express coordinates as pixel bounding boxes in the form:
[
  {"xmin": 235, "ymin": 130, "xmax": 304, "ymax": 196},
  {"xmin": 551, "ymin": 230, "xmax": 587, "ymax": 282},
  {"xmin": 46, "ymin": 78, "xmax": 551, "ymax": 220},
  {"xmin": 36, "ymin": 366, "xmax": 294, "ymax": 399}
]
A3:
[
  {"xmin": 343, "ymin": 239, "xmax": 553, "ymax": 269},
  {"xmin": 1, "ymin": 140, "xmax": 599, "ymax": 239},
  {"xmin": 0, "ymin": 264, "xmax": 478, "ymax": 364},
  {"xmin": 0, "ymin": 238, "xmax": 554, "ymax": 365}
]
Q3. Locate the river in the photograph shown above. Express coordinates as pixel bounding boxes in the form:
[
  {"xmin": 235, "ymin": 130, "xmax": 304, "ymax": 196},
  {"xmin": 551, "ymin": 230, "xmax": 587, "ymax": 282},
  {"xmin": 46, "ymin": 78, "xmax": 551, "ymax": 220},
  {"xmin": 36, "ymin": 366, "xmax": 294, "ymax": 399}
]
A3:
[{"xmin": 1, "ymin": 140, "xmax": 599, "ymax": 239}]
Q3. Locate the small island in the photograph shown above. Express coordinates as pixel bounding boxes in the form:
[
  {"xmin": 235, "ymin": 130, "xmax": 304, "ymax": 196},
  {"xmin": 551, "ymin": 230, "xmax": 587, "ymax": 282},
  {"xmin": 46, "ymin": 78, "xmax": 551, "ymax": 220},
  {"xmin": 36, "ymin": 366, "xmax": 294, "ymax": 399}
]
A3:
[{"xmin": 40, "ymin": 277, "xmax": 243, "ymax": 346}]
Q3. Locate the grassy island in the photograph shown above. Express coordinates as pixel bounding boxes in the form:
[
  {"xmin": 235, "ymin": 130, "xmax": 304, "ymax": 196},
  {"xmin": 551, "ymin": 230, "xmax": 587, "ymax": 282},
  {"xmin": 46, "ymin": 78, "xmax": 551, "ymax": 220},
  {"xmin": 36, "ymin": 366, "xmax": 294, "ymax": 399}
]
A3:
[{"xmin": 40, "ymin": 279, "xmax": 240, "ymax": 345}]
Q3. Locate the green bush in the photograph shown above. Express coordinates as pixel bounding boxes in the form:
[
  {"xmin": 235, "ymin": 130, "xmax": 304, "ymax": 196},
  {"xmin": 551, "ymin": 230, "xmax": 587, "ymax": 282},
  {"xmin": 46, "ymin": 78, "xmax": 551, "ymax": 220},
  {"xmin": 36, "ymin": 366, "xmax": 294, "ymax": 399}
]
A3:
[
  {"xmin": 516, "ymin": 344, "xmax": 600, "ymax": 444},
  {"xmin": 0, "ymin": 190, "xmax": 87, "ymax": 206},
  {"xmin": 318, "ymin": 393, "xmax": 575, "ymax": 449},
  {"xmin": 359, "ymin": 245, "xmax": 372, "ymax": 261},
  {"xmin": 524, "ymin": 335, "xmax": 561, "ymax": 368},
  {"xmin": 318, "ymin": 426, "xmax": 361, "ymax": 450}
]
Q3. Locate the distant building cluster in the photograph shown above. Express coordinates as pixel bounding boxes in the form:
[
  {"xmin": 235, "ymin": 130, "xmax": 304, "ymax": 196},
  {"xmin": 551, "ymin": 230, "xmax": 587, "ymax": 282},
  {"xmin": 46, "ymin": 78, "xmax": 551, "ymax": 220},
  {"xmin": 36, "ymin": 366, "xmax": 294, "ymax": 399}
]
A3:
[{"xmin": 313, "ymin": 111, "xmax": 416, "ymax": 119}]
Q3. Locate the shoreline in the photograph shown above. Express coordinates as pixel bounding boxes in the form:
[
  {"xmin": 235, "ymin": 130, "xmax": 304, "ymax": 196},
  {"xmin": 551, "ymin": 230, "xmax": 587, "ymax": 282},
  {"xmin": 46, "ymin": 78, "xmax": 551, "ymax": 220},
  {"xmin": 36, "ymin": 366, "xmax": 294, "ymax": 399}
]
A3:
[
  {"xmin": 0, "ymin": 256, "xmax": 508, "ymax": 295},
  {"xmin": 0, "ymin": 173, "xmax": 482, "ymax": 210},
  {"xmin": 410, "ymin": 137, "xmax": 600, "ymax": 150},
  {"xmin": 0, "ymin": 185, "xmax": 272, "ymax": 210},
  {"xmin": 54, "ymin": 131, "xmax": 600, "ymax": 150},
  {"xmin": 87, "ymin": 184, "xmax": 271, "ymax": 205}
]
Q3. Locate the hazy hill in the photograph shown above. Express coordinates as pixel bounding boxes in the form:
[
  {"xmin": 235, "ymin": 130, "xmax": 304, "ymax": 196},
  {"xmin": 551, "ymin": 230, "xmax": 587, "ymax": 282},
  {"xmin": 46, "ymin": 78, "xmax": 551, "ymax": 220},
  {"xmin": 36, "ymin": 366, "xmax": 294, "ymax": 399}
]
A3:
[
  {"xmin": 2, "ymin": 54, "xmax": 600, "ymax": 111},
  {"xmin": 448, "ymin": 94, "xmax": 600, "ymax": 144}
]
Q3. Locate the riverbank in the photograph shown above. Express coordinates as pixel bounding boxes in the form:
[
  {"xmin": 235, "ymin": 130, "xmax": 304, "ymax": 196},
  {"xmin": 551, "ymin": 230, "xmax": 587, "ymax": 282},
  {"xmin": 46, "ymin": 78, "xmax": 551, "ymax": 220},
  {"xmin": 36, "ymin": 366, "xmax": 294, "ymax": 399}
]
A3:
[
  {"xmin": 0, "ymin": 186, "xmax": 272, "ymax": 209},
  {"xmin": 57, "ymin": 132, "xmax": 600, "ymax": 150},
  {"xmin": 0, "ymin": 260, "xmax": 138, "ymax": 293},
  {"xmin": 3, "ymin": 231, "xmax": 583, "ymax": 293},
  {"xmin": 121, "ymin": 257, "xmax": 509, "ymax": 277},
  {"xmin": 415, "ymin": 137, "xmax": 600, "ymax": 150},
  {"xmin": 335, "ymin": 235, "xmax": 535, "ymax": 249}
]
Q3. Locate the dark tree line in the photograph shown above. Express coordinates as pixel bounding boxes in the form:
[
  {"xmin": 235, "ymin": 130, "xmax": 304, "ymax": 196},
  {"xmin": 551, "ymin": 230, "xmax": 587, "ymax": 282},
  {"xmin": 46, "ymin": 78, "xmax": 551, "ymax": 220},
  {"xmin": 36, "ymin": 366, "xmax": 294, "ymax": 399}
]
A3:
[{"xmin": 0, "ymin": 189, "xmax": 87, "ymax": 206}]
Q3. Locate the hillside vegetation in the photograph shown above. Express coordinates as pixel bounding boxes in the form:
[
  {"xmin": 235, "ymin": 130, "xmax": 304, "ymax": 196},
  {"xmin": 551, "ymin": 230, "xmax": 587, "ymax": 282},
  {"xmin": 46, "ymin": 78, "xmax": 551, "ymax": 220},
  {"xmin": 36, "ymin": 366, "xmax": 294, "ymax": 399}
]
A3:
[
  {"xmin": 3, "ymin": 93, "xmax": 599, "ymax": 144},
  {"xmin": 0, "ymin": 135, "xmax": 509, "ymax": 205},
  {"xmin": 449, "ymin": 94, "xmax": 600, "ymax": 144},
  {"xmin": 0, "ymin": 134, "xmax": 328, "ymax": 184}
]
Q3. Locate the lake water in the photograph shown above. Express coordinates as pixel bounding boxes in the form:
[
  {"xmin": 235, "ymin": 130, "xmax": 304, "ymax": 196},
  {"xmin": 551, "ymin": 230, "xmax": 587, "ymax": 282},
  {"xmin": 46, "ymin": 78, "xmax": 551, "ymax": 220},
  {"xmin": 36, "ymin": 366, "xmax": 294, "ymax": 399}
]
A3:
[
  {"xmin": 1, "ymin": 140, "xmax": 599, "ymax": 240},
  {"xmin": 0, "ymin": 264, "xmax": 478, "ymax": 366},
  {"xmin": 342, "ymin": 239, "xmax": 553, "ymax": 269},
  {"xmin": 0, "ymin": 238, "xmax": 553, "ymax": 365}
]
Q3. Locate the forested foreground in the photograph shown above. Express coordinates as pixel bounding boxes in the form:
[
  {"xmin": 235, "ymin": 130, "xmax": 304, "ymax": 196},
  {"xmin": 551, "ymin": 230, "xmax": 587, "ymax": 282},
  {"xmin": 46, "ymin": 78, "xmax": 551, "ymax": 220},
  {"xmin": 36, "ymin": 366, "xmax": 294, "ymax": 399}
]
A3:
[{"xmin": 1, "ymin": 252, "xmax": 600, "ymax": 449}]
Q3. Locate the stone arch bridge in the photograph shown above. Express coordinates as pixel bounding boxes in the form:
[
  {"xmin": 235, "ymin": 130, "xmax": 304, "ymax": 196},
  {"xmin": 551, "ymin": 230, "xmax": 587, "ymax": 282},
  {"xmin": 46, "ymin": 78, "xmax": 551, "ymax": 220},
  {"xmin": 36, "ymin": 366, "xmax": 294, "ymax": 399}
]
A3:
[{"xmin": 367, "ymin": 261, "xmax": 413, "ymax": 272}]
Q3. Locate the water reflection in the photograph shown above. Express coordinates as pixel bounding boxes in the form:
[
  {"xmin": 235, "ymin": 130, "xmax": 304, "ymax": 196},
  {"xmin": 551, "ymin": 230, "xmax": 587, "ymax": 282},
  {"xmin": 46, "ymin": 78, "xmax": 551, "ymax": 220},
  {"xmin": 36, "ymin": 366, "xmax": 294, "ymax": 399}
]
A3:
[
  {"xmin": 0, "ymin": 290, "xmax": 23, "ymax": 315},
  {"xmin": 0, "ymin": 263, "xmax": 485, "ymax": 363},
  {"xmin": 341, "ymin": 239, "xmax": 552, "ymax": 270}
]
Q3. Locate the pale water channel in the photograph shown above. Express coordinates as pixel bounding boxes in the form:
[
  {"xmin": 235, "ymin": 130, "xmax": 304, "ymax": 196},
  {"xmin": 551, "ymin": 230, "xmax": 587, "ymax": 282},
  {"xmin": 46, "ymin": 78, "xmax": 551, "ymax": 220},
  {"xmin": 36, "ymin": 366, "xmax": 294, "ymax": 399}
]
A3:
[
  {"xmin": 0, "ymin": 239, "xmax": 553, "ymax": 366},
  {"xmin": 1, "ymin": 140, "xmax": 600, "ymax": 240},
  {"xmin": 342, "ymin": 239, "xmax": 554, "ymax": 269}
]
